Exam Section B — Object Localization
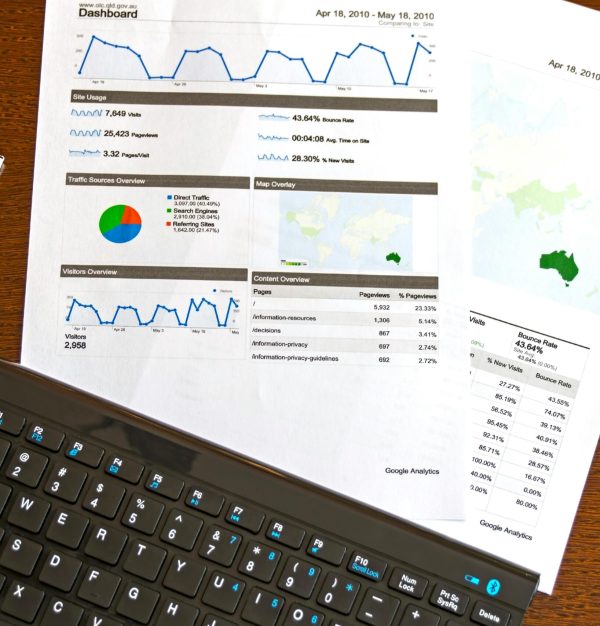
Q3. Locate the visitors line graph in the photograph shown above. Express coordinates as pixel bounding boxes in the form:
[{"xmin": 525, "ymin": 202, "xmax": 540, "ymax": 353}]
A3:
[
  {"xmin": 77, "ymin": 35, "xmax": 433, "ymax": 87},
  {"xmin": 66, "ymin": 296, "xmax": 239, "ymax": 328}
]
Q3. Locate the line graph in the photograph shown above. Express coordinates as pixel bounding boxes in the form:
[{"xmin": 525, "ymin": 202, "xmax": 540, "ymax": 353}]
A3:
[
  {"xmin": 77, "ymin": 35, "xmax": 432, "ymax": 87},
  {"xmin": 70, "ymin": 129, "xmax": 102, "ymax": 137},
  {"xmin": 71, "ymin": 108, "xmax": 103, "ymax": 117},
  {"xmin": 258, "ymin": 114, "xmax": 290, "ymax": 121},
  {"xmin": 66, "ymin": 296, "xmax": 239, "ymax": 328},
  {"xmin": 258, "ymin": 134, "xmax": 289, "ymax": 142},
  {"xmin": 258, "ymin": 154, "xmax": 289, "ymax": 161},
  {"xmin": 69, "ymin": 149, "xmax": 101, "ymax": 157}
]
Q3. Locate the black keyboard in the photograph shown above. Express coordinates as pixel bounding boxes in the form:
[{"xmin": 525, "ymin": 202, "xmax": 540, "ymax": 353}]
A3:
[{"xmin": 0, "ymin": 360, "xmax": 538, "ymax": 626}]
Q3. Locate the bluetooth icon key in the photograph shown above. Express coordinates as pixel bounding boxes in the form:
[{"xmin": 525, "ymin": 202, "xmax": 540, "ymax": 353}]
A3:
[{"xmin": 486, "ymin": 578, "xmax": 501, "ymax": 596}]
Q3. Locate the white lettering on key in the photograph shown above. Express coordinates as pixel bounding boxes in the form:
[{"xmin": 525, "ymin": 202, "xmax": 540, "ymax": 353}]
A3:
[
  {"xmin": 136, "ymin": 543, "xmax": 146, "ymax": 556},
  {"xmin": 50, "ymin": 554, "xmax": 61, "ymax": 567},
  {"xmin": 214, "ymin": 576, "xmax": 224, "ymax": 589},
  {"xmin": 57, "ymin": 512, "xmax": 68, "ymax": 525},
  {"xmin": 167, "ymin": 602, "xmax": 178, "ymax": 616},
  {"xmin": 52, "ymin": 601, "xmax": 63, "ymax": 613},
  {"xmin": 96, "ymin": 528, "xmax": 107, "ymax": 541},
  {"xmin": 20, "ymin": 497, "xmax": 34, "ymax": 510},
  {"xmin": 14, "ymin": 585, "xmax": 24, "ymax": 598},
  {"xmin": 176, "ymin": 559, "xmax": 186, "ymax": 572},
  {"xmin": 129, "ymin": 587, "xmax": 139, "ymax": 600}
]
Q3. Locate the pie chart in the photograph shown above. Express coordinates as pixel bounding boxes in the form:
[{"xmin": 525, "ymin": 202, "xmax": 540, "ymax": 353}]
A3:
[{"xmin": 99, "ymin": 204, "xmax": 142, "ymax": 243}]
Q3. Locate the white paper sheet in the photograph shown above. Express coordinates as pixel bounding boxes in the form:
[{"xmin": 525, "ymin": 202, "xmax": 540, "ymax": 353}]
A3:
[
  {"xmin": 425, "ymin": 0, "xmax": 600, "ymax": 592},
  {"xmin": 22, "ymin": 1, "xmax": 470, "ymax": 519}
]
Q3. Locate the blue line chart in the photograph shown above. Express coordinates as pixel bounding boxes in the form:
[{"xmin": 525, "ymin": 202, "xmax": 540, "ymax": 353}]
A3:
[
  {"xmin": 66, "ymin": 296, "xmax": 239, "ymax": 328},
  {"xmin": 70, "ymin": 129, "xmax": 102, "ymax": 137},
  {"xmin": 68, "ymin": 149, "xmax": 101, "ymax": 157},
  {"xmin": 258, "ymin": 134, "xmax": 289, "ymax": 141},
  {"xmin": 78, "ymin": 36, "xmax": 432, "ymax": 86},
  {"xmin": 71, "ymin": 108, "xmax": 103, "ymax": 116},
  {"xmin": 257, "ymin": 154, "xmax": 289, "ymax": 161},
  {"xmin": 258, "ymin": 114, "xmax": 290, "ymax": 121}
]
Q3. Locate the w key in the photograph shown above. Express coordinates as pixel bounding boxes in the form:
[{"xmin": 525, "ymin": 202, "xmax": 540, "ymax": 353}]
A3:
[{"xmin": 7, "ymin": 491, "xmax": 50, "ymax": 532}]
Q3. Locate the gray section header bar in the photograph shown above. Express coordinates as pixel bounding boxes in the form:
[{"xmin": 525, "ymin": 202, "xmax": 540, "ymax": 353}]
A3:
[
  {"xmin": 65, "ymin": 174, "xmax": 250, "ymax": 189},
  {"xmin": 252, "ymin": 272, "xmax": 438, "ymax": 289},
  {"xmin": 72, "ymin": 90, "xmax": 437, "ymax": 113},
  {"xmin": 61, "ymin": 266, "xmax": 248, "ymax": 281},
  {"xmin": 254, "ymin": 178, "xmax": 437, "ymax": 195}
]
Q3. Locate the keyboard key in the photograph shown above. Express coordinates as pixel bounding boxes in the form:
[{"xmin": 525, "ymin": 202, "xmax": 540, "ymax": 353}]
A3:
[
  {"xmin": 317, "ymin": 572, "xmax": 360, "ymax": 615},
  {"xmin": 105, "ymin": 454, "xmax": 144, "ymax": 483},
  {"xmin": 5, "ymin": 446, "xmax": 48, "ymax": 487},
  {"xmin": 239, "ymin": 541, "xmax": 282, "ymax": 582},
  {"xmin": 199, "ymin": 525, "xmax": 242, "ymax": 566},
  {"xmin": 155, "ymin": 598, "xmax": 199, "ymax": 626},
  {"xmin": 65, "ymin": 438, "xmax": 104, "ymax": 467},
  {"xmin": 429, "ymin": 584, "xmax": 469, "ymax": 616},
  {"xmin": 277, "ymin": 557, "xmax": 321, "ymax": 599},
  {"xmin": 388, "ymin": 567, "xmax": 429, "ymax": 599},
  {"xmin": 42, "ymin": 598, "xmax": 84, "ymax": 626},
  {"xmin": 7, "ymin": 491, "xmax": 50, "ymax": 532},
  {"xmin": 357, "ymin": 589, "xmax": 401, "ymax": 626},
  {"xmin": 84, "ymin": 524, "xmax": 128, "ymax": 565},
  {"xmin": 307, "ymin": 534, "xmax": 346, "ymax": 565},
  {"xmin": 471, "ymin": 601, "xmax": 511, "ymax": 626},
  {"xmin": 116, "ymin": 582, "xmax": 160, "ymax": 624},
  {"xmin": 203, "ymin": 615, "xmax": 238, "ymax": 626},
  {"xmin": 226, "ymin": 501, "xmax": 265, "ymax": 533},
  {"xmin": 0, "ymin": 483, "xmax": 11, "ymax": 515},
  {"xmin": 77, "ymin": 566, "xmax": 122, "ymax": 608},
  {"xmin": 185, "ymin": 484, "xmax": 224, "ymax": 516},
  {"xmin": 0, "ymin": 534, "xmax": 43, "ymax": 575},
  {"xmin": 1, "ymin": 580, "xmax": 45, "ymax": 623},
  {"xmin": 348, "ymin": 550, "xmax": 388, "ymax": 582},
  {"xmin": 202, "ymin": 571, "xmax": 246, "ymax": 614},
  {"xmin": 282, "ymin": 603, "xmax": 324, "ymax": 626},
  {"xmin": 84, "ymin": 614, "xmax": 124, "ymax": 626},
  {"xmin": 145, "ymin": 470, "xmax": 184, "ymax": 499},
  {"xmin": 83, "ymin": 477, "xmax": 126, "ymax": 519},
  {"xmin": 242, "ymin": 587, "xmax": 285, "ymax": 626},
  {"xmin": 0, "ymin": 439, "xmax": 11, "ymax": 467},
  {"xmin": 123, "ymin": 540, "xmax": 167, "ymax": 581},
  {"xmin": 122, "ymin": 493, "xmax": 165, "ymax": 534},
  {"xmin": 44, "ymin": 461, "xmax": 87, "ymax": 502},
  {"xmin": 399, "ymin": 605, "xmax": 440, "ymax": 625},
  {"xmin": 46, "ymin": 507, "xmax": 89, "ymax": 549},
  {"xmin": 160, "ymin": 508, "xmax": 203, "ymax": 550},
  {"xmin": 163, "ymin": 554, "xmax": 206, "ymax": 597},
  {"xmin": 27, "ymin": 422, "xmax": 65, "ymax": 451},
  {"xmin": 0, "ymin": 410, "xmax": 25, "ymax": 435},
  {"xmin": 38, "ymin": 549, "xmax": 83, "ymax": 592},
  {"xmin": 266, "ymin": 519, "xmax": 305, "ymax": 548}
]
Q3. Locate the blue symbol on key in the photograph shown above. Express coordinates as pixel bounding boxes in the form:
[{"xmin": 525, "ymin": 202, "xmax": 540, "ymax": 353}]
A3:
[
  {"xmin": 150, "ymin": 481, "xmax": 159, "ymax": 489},
  {"xmin": 109, "ymin": 465, "xmax": 119, "ymax": 474},
  {"xmin": 32, "ymin": 433, "xmax": 43, "ymax": 442},
  {"xmin": 465, "ymin": 574, "xmax": 480, "ymax": 586},
  {"xmin": 346, "ymin": 584, "xmax": 353, "ymax": 592},
  {"xmin": 486, "ymin": 579, "xmax": 501, "ymax": 596},
  {"xmin": 232, "ymin": 584, "xmax": 240, "ymax": 592},
  {"xmin": 69, "ymin": 449, "xmax": 79, "ymax": 457},
  {"xmin": 191, "ymin": 498, "xmax": 199, "ymax": 506}
]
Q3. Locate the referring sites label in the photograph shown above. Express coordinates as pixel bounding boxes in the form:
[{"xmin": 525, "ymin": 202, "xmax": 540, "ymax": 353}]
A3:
[{"xmin": 469, "ymin": 312, "xmax": 589, "ymax": 525}]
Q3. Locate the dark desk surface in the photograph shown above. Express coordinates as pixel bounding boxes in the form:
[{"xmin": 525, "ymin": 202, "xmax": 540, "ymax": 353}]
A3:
[{"xmin": 0, "ymin": 2, "xmax": 598, "ymax": 623}]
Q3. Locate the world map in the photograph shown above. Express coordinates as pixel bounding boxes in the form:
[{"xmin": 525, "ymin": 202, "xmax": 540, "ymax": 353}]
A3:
[
  {"xmin": 472, "ymin": 56, "xmax": 600, "ymax": 313},
  {"xmin": 279, "ymin": 191, "xmax": 412, "ymax": 272}
]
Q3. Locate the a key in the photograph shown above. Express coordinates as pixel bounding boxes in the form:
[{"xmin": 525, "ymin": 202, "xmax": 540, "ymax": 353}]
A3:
[
  {"xmin": 160, "ymin": 508, "xmax": 203, "ymax": 550},
  {"xmin": 238, "ymin": 541, "xmax": 281, "ymax": 582},
  {"xmin": 123, "ymin": 540, "xmax": 167, "ymax": 581},
  {"xmin": 38, "ymin": 549, "xmax": 83, "ymax": 592},
  {"xmin": 77, "ymin": 566, "xmax": 122, "ymax": 609},
  {"xmin": 154, "ymin": 598, "xmax": 199, "ymax": 626},
  {"xmin": 83, "ymin": 477, "xmax": 126, "ymax": 519},
  {"xmin": 357, "ymin": 589, "xmax": 401, "ymax": 626},
  {"xmin": 65, "ymin": 438, "xmax": 104, "ymax": 467},
  {"xmin": 202, "ymin": 571, "xmax": 246, "ymax": 614},
  {"xmin": 241, "ymin": 587, "xmax": 285, "ymax": 626},
  {"xmin": 277, "ymin": 557, "xmax": 321, "ymax": 599},
  {"xmin": 44, "ymin": 462, "xmax": 87, "ymax": 502},
  {"xmin": 145, "ymin": 470, "xmax": 184, "ymax": 500},
  {"xmin": 115, "ymin": 582, "xmax": 160, "ymax": 624},
  {"xmin": 316, "ymin": 572, "xmax": 361, "ymax": 615},
  {"xmin": 5, "ymin": 446, "xmax": 48, "ymax": 487},
  {"xmin": 282, "ymin": 604, "xmax": 324, "ymax": 626},
  {"xmin": 105, "ymin": 454, "xmax": 144, "ymax": 483},
  {"xmin": 162, "ymin": 554, "xmax": 206, "ymax": 598},
  {"xmin": 7, "ymin": 491, "xmax": 50, "ymax": 532},
  {"xmin": 198, "ymin": 525, "xmax": 242, "ymax": 566},
  {"xmin": 1, "ymin": 580, "xmax": 45, "ymax": 623},
  {"xmin": 41, "ymin": 597, "xmax": 84, "ymax": 626},
  {"xmin": 0, "ymin": 534, "xmax": 43, "ymax": 575},
  {"xmin": 26, "ymin": 423, "xmax": 64, "ymax": 451},
  {"xmin": 121, "ymin": 492, "xmax": 164, "ymax": 534},
  {"xmin": 84, "ymin": 525, "xmax": 128, "ymax": 565},
  {"xmin": 46, "ymin": 507, "xmax": 89, "ymax": 549}
]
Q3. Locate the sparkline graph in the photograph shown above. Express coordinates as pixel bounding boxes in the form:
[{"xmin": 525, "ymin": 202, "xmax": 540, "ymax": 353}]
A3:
[
  {"xmin": 66, "ymin": 296, "xmax": 239, "ymax": 328},
  {"xmin": 77, "ymin": 36, "xmax": 432, "ymax": 87}
]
